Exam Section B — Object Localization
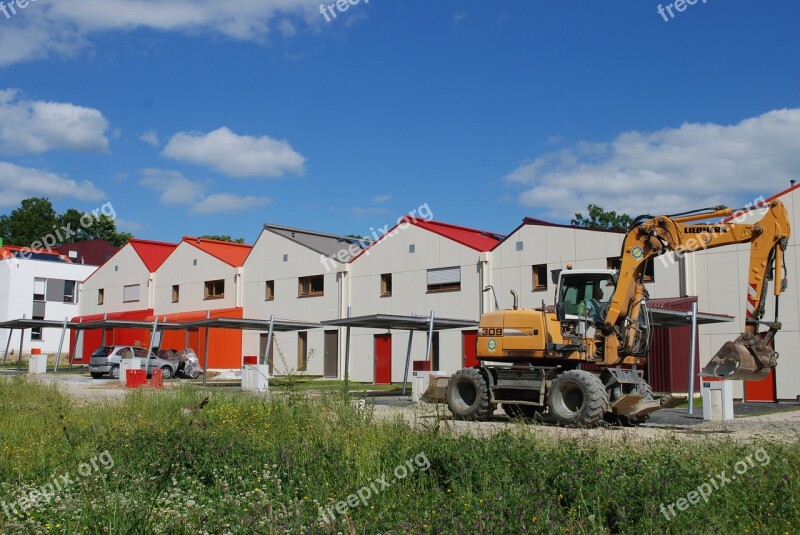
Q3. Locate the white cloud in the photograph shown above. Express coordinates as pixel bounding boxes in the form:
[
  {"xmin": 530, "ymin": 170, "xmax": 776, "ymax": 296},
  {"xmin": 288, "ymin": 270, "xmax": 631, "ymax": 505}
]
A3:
[
  {"xmin": 505, "ymin": 109, "xmax": 800, "ymax": 220},
  {"xmin": 372, "ymin": 194, "xmax": 392, "ymax": 203},
  {"xmin": 0, "ymin": 161, "xmax": 106, "ymax": 207},
  {"xmin": 162, "ymin": 126, "xmax": 306, "ymax": 178},
  {"xmin": 114, "ymin": 217, "xmax": 148, "ymax": 232},
  {"xmin": 139, "ymin": 168, "xmax": 270, "ymax": 214},
  {"xmin": 0, "ymin": 0, "xmax": 323, "ymax": 67},
  {"xmin": 139, "ymin": 168, "xmax": 205, "ymax": 205},
  {"xmin": 191, "ymin": 193, "xmax": 270, "ymax": 214},
  {"xmin": 0, "ymin": 89, "xmax": 110, "ymax": 155},
  {"xmin": 139, "ymin": 130, "xmax": 159, "ymax": 147}
]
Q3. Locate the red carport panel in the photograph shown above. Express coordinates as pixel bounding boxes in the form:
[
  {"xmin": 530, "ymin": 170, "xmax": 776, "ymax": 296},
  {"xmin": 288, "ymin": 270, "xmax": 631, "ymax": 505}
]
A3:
[
  {"xmin": 462, "ymin": 330, "xmax": 479, "ymax": 368},
  {"xmin": 374, "ymin": 334, "xmax": 392, "ymax": 384},
  {"xmin": 148, "ymin": 308, "xmax": 243, "ymax": 369}
]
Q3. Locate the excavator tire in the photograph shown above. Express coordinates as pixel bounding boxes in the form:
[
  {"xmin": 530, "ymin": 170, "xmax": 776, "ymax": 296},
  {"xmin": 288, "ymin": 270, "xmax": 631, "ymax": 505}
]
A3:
[
  {"xmin": 547, "ymin": 370, "xmax": 609, "ymax": 426},
  {"xmin": 446, "ymin": 368, "xmax": 493, "ymax": 421}
]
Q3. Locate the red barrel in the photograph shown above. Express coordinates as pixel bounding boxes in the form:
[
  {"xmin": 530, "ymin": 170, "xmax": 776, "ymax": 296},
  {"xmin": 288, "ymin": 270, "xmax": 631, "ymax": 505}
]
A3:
[{"xmin": 149, "ymin": 368, "xmax": 163, "ymax": 388}]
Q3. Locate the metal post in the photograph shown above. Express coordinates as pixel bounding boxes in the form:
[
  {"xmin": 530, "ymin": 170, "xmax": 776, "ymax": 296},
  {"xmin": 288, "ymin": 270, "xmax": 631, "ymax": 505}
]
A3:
[
  {"xmin": 425, "ymin": 311, "xmax": 435, "ymax": 364},
  {"xmin": 261, "ymin": 314, "xmax": 275, "ymax": 367},
  {"xmin": 2, "ymin": 328, "xmax": 13, "ymax": 366},
  {"xmin": 17, "ymin": 329, "xmax": 24, "ymax": 372},
  {"xmin": 687, "ymin": 301, "xmax": 699, "ymax": 415},
  {"xmin": 144, "ymin": 316, "xmax": 159, "ymax": 376},
  {"xmin": 69, "ymin": 319, "xmax": 83, "ymax": 372},
  {"xmin": 101, "ymin": 312, "xmax": 108, "ymax": 346},
  {"xmin": 343, "ymin": 307, "xmax": 351, "ymax": 392},
  {"xmin": 402, "ymin": 330, "xmax": 414, "ymax": 395},
  {"xmin": 54, "ymin": 317, "xmax": 69, "ymax": 373},
  {"xmin": 202, "ymin": 311, "xmax": 211, "ymax": 387}
]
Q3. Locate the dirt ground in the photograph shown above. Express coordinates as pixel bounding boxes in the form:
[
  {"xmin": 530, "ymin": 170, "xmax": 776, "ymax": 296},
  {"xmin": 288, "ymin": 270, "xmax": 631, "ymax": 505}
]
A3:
[{"xmin": 10, "ymin": 370, "xmax": 800, "ymax": 443}]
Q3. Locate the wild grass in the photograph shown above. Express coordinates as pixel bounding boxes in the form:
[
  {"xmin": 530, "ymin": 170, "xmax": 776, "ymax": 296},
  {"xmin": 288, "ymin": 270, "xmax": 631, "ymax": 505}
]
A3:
[{"xmin": 0, "ymin": 376, "xmax": 798, "ymax": 534}]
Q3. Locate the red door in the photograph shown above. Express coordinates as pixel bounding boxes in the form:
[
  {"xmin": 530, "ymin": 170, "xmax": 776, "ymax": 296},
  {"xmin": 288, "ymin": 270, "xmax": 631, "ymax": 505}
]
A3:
[
  {"xmin": 745, "ymin": 369, "xmax": 777, "ymax": 402},
  {"xmin": 463, "ymin": 330, "xmax": 479, "ymax": 368},
  {"xmin": 374, "ymin": 334, "xmax": 392, "ymax": 384}
]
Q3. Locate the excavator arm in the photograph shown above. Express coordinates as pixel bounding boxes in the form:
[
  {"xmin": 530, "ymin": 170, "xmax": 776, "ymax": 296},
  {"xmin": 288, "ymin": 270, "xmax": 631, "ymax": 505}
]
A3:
[{"xmin": 598, "ymin": 200, "xmax": 790, "ymax": 380}]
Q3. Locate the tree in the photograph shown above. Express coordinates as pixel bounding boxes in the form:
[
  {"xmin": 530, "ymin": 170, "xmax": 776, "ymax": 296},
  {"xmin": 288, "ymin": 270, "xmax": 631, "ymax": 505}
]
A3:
[
  {"xmin": 0, "ymin": 198, "xmax": 133, "ymax": 249},
  {"xmin": 199, "ymin": 235, "xmax": 245, "ymax": 244},
  {"xmin": 0, "ymin": 198, "xmax": 57, "ymax": 246},
  {"xmin": 571, "ymin": 204, "xmax": 633, "ymax": 232}
]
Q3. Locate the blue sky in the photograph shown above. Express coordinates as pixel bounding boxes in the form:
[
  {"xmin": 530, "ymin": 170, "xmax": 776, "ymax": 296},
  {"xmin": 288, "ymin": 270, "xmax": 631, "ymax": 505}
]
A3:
[{"xmin": 1, "ymin": 0, "xmax": 799, "ymax": 244}]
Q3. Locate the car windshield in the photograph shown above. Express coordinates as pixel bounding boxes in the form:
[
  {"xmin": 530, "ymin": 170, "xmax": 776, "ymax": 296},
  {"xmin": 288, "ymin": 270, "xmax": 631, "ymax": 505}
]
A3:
[
  {"xmin": 91, "ymin": 347, "xmax": 114, "ymax": 357},
  {"xmin": 559, "ymin": 274, "xmax": 616, "ymax": 315}
]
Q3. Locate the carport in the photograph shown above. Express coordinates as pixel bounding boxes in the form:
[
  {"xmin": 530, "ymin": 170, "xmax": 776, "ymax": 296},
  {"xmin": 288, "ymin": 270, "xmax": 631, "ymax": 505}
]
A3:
[
  {"xmin": 176, "ymin": 315, "xmax": 321, "ymax": 385},
  {"xmin": 321, "ymin": 313, "xmax": 478, "ymax": 393},
  {"xmin": 0, "ymin": 318, "xmax": 72, "ymax": 372}
]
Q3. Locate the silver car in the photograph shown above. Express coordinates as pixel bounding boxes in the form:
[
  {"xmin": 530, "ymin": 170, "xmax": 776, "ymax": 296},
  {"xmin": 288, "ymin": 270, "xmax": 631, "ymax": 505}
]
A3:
[{"xmin": 88, "ymin": 346, "xmax": 178, "ymax": 379}]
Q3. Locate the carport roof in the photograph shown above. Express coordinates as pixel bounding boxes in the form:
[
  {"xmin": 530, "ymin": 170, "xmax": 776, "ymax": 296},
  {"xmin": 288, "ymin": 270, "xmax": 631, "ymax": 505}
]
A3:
[
  {"xmin": 178, "ymin": 317, "xmax": 321, "ymax": 331},
  {"xmin": 0, "ymin": 319, "xmax": 69, "ymax": 330},
  {"xmin": 322, "ymin": 314, "xmax": 478, "ymax": 331}
]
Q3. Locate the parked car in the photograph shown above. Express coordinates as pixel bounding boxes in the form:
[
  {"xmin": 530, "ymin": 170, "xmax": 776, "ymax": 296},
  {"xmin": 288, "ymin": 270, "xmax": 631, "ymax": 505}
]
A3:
[{"xmin": 88, "ymin": 346, "xmax": 178, "ymax": 379}]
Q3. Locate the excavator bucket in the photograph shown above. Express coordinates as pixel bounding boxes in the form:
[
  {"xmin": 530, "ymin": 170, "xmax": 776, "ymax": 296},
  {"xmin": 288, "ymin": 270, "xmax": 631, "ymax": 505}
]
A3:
[{"xmin": 701, "ymin": 335, "xmax": 775, "ymax": 381}]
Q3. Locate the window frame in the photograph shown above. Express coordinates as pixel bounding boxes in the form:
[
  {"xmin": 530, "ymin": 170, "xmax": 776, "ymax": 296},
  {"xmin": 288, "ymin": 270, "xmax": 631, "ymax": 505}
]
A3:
[
  {"xmin": 380, "ymin": 273, "xmax": 393, "ymax": 297},
  {"xmin": 532, "ymin": 264, "xmax": 547, "ymax": 291},
  {"xmin": 204, "ymin": 279, "xmax": 225, "ymax": 300},
  {"xmin": 298, "ymin": 275, "xmax": 324, "ymax": 298}
]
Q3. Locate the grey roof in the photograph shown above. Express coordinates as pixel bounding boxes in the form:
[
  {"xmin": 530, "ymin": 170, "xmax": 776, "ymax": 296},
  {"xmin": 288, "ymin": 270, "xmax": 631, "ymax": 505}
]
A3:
[{"xmin": 264, "ymin": 224, "xmax": 369, "ymax": 259}]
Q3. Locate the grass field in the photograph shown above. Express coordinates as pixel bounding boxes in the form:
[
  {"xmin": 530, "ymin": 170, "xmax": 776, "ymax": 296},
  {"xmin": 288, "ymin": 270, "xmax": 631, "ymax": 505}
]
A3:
[{"xmin": 0, "ymin": 377, "xmax": 798, "ymax": 534}]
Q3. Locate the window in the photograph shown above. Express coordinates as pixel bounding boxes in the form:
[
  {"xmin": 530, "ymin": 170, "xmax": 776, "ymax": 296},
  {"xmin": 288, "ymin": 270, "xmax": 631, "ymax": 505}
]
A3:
[
  {"xmin": 63, "ymin": 280, "xmax": 76, "ymax": 303},
  {"xmin": 283, "ymin": 254, "xmax": 289, "ymax": 262},
  {"xmin": 33, "ymin": 278, "xmax": 46, "ymax": 301},
  {"xmin": 515, "ymin": 241, "xmax": 524, "ymax": 252},
  {"xmin": 427, "ymin": 267, "xmax": 461, "ymax": 293},
  {"xmin": 380, "ymin": 274, "xmax": 392, "ymax": 297},
  {"xmin": 298, "ymin": 275, "xmax": 324, "ymax": 297},
  {"xmin": 31, "ymin": 316, "xmax": 44, "ymax": 341},
  {"xmin": 123, "ymin": 284, "xmax": 140, "ymax": 303},
  {"xmin": 172, "ymin": 285, "xmax": 180, "ymax": 303},
  {"xmin": 97, "ymin": 288, "xmax": 104, "ymax": 305},
  {"xmin": 298, "ymin": 332, "xmax": 308, "ymax": 371},
  {"xmin": 607, "ymin": 257, "xmax": 621, "ymax": 271},
  {"xmin": 204, "ymin": 280, "xmax": 225, "ymax": 300},
  {"xmin": 532, "ymin": 264, "xmax": 547, "ymax": 291},
  {"xmin": 643, "ymin": 259, "xmax": 655, "ymax": 282},
  {"xmin": 265, "ymin": 280, "xmax": 275, "ymax": 301},
  {"xmin": 409, "ymin": 244, "xmax": 416, "ymax": 254}
]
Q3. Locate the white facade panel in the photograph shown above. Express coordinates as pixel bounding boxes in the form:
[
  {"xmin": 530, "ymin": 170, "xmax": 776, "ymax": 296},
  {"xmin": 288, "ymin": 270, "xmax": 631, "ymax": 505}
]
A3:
[{"xmin": 78, "ymin": 244, "xmax": 154, "ymax": 316}]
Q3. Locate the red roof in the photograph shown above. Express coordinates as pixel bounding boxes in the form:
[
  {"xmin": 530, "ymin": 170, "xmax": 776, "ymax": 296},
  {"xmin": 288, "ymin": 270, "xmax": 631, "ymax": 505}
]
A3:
[
  {"xmin": 412, "ymin": 221, "xmax": 503, "ymax": 252},
  {"xmin": 182, "ymin": 237, "xmax": 252, "ymax": 267},
  {"xmin": 129, "ymin": 239, "xmax": 179, "ymax": 272}
]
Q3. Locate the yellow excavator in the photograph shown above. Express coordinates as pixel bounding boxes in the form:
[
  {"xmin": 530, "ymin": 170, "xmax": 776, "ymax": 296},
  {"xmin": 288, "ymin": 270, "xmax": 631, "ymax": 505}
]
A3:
[{"xmin": 446, "ymin": 200, "xmax": 791, "ymax": 426}]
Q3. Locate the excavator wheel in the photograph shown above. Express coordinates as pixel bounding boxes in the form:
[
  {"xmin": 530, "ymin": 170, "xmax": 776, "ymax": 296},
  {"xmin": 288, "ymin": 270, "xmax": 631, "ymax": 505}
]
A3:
[
  {"xmin": 547, "ymin": 370, "xmax": 610, "ymax": 427},
  {"xmin": 446, "ymin": 368, "xmax": 493, "ymax": 421},
  {"xmin": 605, "ymin": 381, "xmax": 653, "ymax": 426}
]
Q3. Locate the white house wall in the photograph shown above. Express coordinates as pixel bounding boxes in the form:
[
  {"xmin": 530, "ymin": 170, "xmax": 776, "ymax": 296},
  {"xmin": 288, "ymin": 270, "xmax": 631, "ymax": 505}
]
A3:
[
  {"xmin": 154, "ymin": 242, "xmax": 241, "ymax": 314},
  {"xmin": 78, "ymin": 245, "xmax": 153, "ymax": 315},
  {"xmin": 242, "ymin": 229, "xmax": 345, "ymax": 377},
  {"xmin": 0, "ymin": 258, "xmax": 95, "ymax": 354},
  {"xmin": 347, "ymin": 225, "xmax": 488, "ymax": 382}
]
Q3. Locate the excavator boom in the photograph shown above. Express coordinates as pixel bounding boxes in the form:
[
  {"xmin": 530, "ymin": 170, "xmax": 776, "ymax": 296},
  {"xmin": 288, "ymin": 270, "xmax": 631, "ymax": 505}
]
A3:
[{"xmin": 605, "ymin": 200, "xmax": 790, "ymax": 380}]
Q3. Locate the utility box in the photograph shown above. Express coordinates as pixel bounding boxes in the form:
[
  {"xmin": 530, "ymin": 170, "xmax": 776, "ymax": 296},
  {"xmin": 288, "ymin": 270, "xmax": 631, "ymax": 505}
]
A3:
[
  {"xmin": 120, "ymin": 358, "xmax": 142, "ymax": 383},
  {"xmin": 242, "ymin": 364, "xmax": 269, "ymax": 393},
  {"xmin": 28, "ymin": 354, "xmax": 47, "ymax": 374},
  {"xmin": 701, "ymin": 380, "xmax": 734, "ymax": 421}
]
